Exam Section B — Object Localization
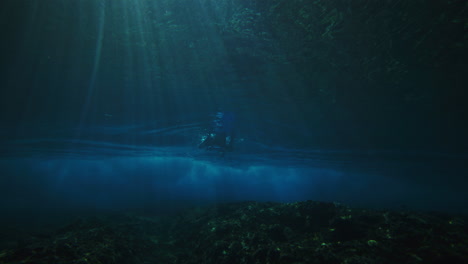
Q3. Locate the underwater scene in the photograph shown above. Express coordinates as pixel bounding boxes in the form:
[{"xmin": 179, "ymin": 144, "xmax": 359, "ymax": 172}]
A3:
[{"xmin": 0, "ymin": 0, "xmax": 467, "ymax": 263}]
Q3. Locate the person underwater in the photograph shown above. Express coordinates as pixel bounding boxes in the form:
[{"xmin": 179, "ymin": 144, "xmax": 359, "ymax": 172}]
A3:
[{"xmin": 198, "ymin": 111, "xmax": 235, "ymax": 153}]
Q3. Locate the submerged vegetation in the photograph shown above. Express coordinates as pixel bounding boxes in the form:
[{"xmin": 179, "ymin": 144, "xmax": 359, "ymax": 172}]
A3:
[
  {"xmin": 0, "ymin": 201, "xmax": 466, "ymax": 263},
  {"xmin": 1, "ymin": 1, "xmax": 467, "ymax": 263}
]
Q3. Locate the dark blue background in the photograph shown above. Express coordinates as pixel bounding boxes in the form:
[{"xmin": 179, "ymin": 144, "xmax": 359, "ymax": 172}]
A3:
[{"xmin": 0, "ymin": 0, "xmax": 467, "ymax": 227}]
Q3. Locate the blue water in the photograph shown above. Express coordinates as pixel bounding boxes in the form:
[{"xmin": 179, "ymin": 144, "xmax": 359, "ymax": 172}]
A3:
[
  {"xmin": 1, "ymin": 0, "xmax": 467, "ymax": 229},
  {"xmin": 2, "ymin": 127, "xmax": 467, "ymax": 223}
]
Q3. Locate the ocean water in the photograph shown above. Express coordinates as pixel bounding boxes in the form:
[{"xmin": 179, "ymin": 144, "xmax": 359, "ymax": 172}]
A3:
[{"xmin": 1, "ymin": 0, "xmax": 467, "ymax": 230}]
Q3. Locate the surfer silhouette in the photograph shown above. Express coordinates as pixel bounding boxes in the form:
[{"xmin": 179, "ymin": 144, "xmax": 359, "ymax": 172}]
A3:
[{"xmin": 199, "ymin": 111, "xmax": 235, "ymax": 154}]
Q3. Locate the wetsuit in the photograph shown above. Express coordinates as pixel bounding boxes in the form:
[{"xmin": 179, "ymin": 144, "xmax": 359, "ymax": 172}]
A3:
[{"xmin": 199, "ymin": 111, "xmax": 235, "ymax": 152}]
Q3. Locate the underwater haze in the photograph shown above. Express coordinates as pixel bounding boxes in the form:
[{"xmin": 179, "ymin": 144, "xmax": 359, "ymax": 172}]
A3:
[{"xmin": 1, "ymin": 0, "xmax": 468, "ymax": 228}]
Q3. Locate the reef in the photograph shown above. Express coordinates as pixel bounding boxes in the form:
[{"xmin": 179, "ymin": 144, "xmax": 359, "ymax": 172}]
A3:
[{"xmin": 0, "ymin": 201, "xmax": 467, "ymax": 264}]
